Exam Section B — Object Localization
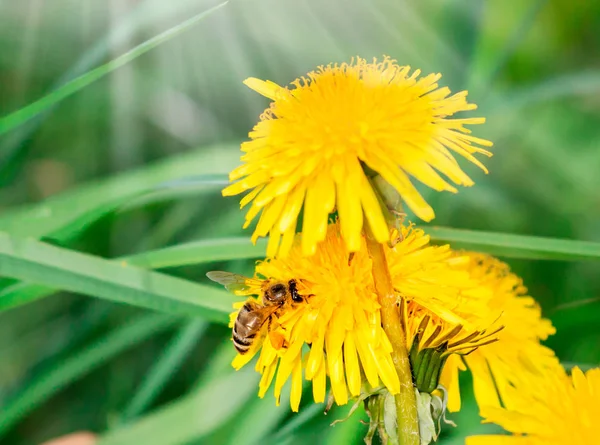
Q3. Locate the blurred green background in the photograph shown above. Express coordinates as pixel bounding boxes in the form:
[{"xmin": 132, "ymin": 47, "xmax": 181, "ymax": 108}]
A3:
[{"xmin": 1, "ymin": 0, "xmax": 599, "ymax": 444}]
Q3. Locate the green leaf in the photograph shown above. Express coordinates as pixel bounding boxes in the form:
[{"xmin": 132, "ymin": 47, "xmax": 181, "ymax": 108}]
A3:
[
  {"xmin": 0, "ymin": 144, "xmax": 239, "ymax": 240},
  {"xmin": 121, "ymin": 320, "xmax": 208, "ymax": 422},
  {"xmin": 123, "ymin": 237, "xmax": 266, "ymax": 269},
  {"xmin": 0, "ymin": 232, "xmax": 238, "ymax": 321},
  {"xmin": 97, "ymin": 367, "xmax": 259, "ymax": 445},
  {"xmin": 0, "ymin": 313, "xmax": 177, "ymax": 438},
  {"xmin": 426, "ymin": 226, "xmax": 600, "ymax": 261},
  {"xmin": 0, "ymin": 2, "xmax": 228, "ymax": 136}
]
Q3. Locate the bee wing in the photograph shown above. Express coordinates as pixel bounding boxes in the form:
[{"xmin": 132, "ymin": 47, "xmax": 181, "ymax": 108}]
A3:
[{"xmin": 206, "ymin": 271, "xmax": 251, "ymax": 293}]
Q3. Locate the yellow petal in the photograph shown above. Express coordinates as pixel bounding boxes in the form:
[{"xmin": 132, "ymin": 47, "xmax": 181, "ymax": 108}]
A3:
[
  {"xmin": 301, "ymin": 175, "xmax": 336, "ymax": 255},
  {"xmin": 290, "ymin": 358, "xmax": 304, "ymax": 412},
  {"xmin": 334, "ymin": 161, "xmax": 363, "ymax": 251},
  {"xmin": 439, "ymin": 354, "xmax": 463, "ymax": 413},
  {"xmin": 312, "ymin": 360, "xmax": 327, "ymax": 403},
  {"xmin": 258, "ymin": 360, "xmax": 278, "ymax": 398},
  {"xmin": 327, "ymin": 350, "xmax": 348, "ymax": 405},
  {"xmin": 243, "ymin": 77, "xmax": 285, "ymax": 100},
  {"xmin": 343, "ymin": 332, "xmax": 361, "ymax": 396},
  {"xmin": 466, "ymin": 353, "xmax": 501, "ymax": 411}
]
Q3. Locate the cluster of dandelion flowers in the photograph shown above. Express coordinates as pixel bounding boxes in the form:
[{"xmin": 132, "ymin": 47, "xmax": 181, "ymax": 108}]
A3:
[
  {"xmin": 467, "ymin": 365, "xmax": 600, "ymax": 445},
  {"xmin": 226, "ymin": 223, "xmax": 506, "ymax": 411},
  {"xmin": 438, "ymin": 253, "xmax": 558, "ymax": 415},
  {"xmin": 223, "ymin": 56, "xmax": 493, "ymax": 257}
]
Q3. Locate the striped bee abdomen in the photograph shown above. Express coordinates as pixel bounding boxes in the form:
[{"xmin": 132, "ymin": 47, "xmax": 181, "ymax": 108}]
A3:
[{"xmin": 232, "ymin": 301, "xmax": 270, "ymax": 354}]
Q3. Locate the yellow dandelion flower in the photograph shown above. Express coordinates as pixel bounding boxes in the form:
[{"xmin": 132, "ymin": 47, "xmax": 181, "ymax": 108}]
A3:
[
  {"xmin": 223, "ymin": 56, "xmax": 493, "ymax": 257},
  {"xmin": 438, "ymin": 253, "xmax": 558, "ymax": 414},
  {"xmin": 467, "ymin": 365, "xmax": 600, "ymax": 445}
]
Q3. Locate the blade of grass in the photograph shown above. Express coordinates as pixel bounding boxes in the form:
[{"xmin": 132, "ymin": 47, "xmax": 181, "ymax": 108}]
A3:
[
  {"xmin": 120, "ymin": 320, "xmax": 208, "ymax": 422},
  {"xmin": 0, "ymin": 2, "xmax": 228, "ymax": 136},
  {"xmin": 0, "ymin": 312, "xmax": 177, "ymax": 438},
  {"xmin": 7, "ymin": 224, "xmax": 598, "ymax": 314},
  {"xmin": 0, "ymin": 0, "xmax": 186, "ymax": 172},
  {"xmin": 97, "ymin": 366, "xmax": 258, "ymax": 445},
  {"xmin": 426, "ymin": 226, "xmax": 600, "ymax": 261},
  {"xmin": 48, "ymin": 173, "xmax": 229, "ymax": 243},
  {"xmin": 122, "ymin": 237, "xmax": 266, "ymax": 269},
  {"xmin": 119, "ymin": 174, "xmax": 229, "ymax": 211},
  {"xmin": 0, "ymin": 144, "xmax": 238, "ymax": 240},
  {"xmin": 129, "ymin": 228, "xmax": 600, "ymax": 265},
  {"xmin": 0, "ymin": 232, "xmax": 237, "ymax": 321},
  {"xmin": 0, "ymin": 236, "xmax": 261, "ymax": 312}
]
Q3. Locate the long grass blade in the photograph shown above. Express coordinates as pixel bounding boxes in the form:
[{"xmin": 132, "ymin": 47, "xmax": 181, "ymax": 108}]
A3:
[
  {"xmin": 0, "ymin": 144, "xmax": 238, "ymax": 239},
  {"xmin": 0, "ymin": 2, "xmax": 228, "ymax": 136},
  {"xmin": 0, "ymin": 232, "xmax": 237, "ymax": 320},
  {"xmin": 122, "ymin": 237, "xmax": 266, "ymax": 269},
  {"xmin": 0, "ymin": 236, "xmax": 261, "ymax": 312},
  {"xmin": 5, "ymin": 225, "xmax": 598, "ymax": 315},
  {"xmin": 0, "ymin": 0, "xmax": 188, "ymax": 169},
  {"xmin": 427, "ymin": 226, "xmax": 600, "ymax": 261}
]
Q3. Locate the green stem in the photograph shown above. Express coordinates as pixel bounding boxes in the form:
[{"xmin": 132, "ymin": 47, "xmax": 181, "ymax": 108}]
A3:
[{"xmin": 365, "ymin": 235, "xmax": 420, "ymax": 445}]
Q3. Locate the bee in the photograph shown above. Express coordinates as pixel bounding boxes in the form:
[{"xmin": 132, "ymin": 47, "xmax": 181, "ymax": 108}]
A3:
[{"xmin": 206, "ymin": 271, "xmax": 304, "ymax": 354}]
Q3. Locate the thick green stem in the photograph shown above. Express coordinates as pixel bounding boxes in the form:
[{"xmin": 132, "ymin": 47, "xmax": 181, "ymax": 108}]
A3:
[{"xmin": 365, "ymin": 235, "xmax": 420, "ymax": 445}]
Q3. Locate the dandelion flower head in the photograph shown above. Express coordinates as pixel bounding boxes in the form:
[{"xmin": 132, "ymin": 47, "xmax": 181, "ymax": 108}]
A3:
[
  {"xmin": 439, "ymin": 253, "xmax": 558, "ymax": 414},
  {"xmin": 223, "ymin": 56, "xmax": 493, "ymax": 257},
  {"xmin": 467, "ymin": 366, "xmax": 600, "ymax": 445}
]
